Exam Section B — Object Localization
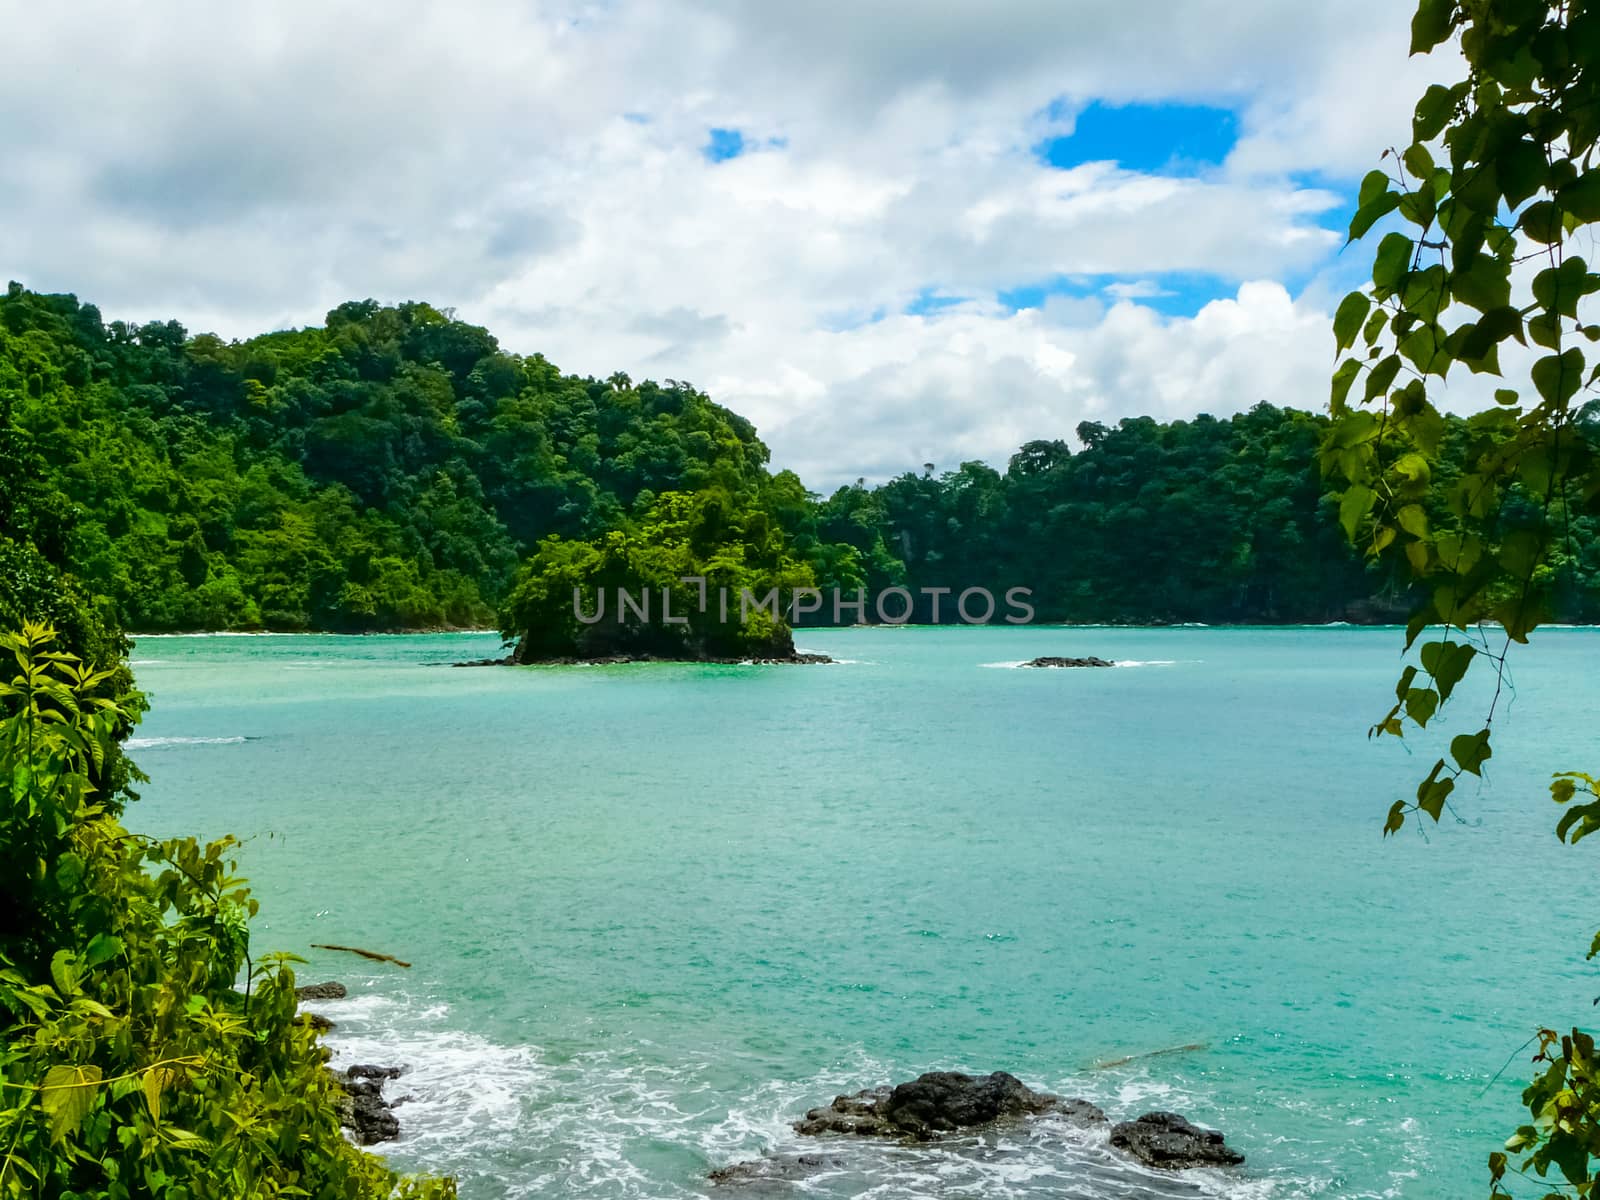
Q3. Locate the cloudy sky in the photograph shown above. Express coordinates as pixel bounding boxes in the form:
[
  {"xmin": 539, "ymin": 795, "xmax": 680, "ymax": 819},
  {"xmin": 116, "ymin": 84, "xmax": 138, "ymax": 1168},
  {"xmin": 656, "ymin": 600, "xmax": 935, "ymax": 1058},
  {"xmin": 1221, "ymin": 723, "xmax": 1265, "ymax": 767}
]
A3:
[{"xmin": 2, "ymin": 1, "xmax": 1463, "ymax": 487}]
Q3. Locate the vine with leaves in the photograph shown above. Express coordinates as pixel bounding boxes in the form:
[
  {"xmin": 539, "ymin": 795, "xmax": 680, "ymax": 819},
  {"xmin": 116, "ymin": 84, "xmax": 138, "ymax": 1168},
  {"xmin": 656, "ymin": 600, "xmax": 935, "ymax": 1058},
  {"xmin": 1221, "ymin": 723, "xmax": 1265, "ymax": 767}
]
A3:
[{"xmin": 1329, "ymin": 0, "xmax": 1600, "ymax": 1192}]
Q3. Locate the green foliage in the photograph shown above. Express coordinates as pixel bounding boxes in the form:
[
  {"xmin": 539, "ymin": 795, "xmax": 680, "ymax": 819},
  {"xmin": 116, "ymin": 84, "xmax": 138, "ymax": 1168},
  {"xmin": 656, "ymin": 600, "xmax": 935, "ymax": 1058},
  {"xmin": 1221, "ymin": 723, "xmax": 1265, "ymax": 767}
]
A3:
[
  {"xmin": 0, "ymin": 622, "xmax": 453, "ymax": 1198},
  {"xmin": 1331, "ymin": 0, "xmax": 1600, "ymax": 1192},
  {"xmin": 1330, "ymin": 0, "xmax": 1600, "ymax": 828},
  {"xmin": 11, "ymin": 283, "xmax": 1571, "ymax": 638},
  {"xmin": 2, "ymin": 286, "xmax": 797, "ymax": 633},
  {"xmin": 823, "ymin": 407, "xmax": 1401, "ymax": 625},
  {"xmin": 501, "ymin": 489, "xmax": 821, "ymax": 659}
]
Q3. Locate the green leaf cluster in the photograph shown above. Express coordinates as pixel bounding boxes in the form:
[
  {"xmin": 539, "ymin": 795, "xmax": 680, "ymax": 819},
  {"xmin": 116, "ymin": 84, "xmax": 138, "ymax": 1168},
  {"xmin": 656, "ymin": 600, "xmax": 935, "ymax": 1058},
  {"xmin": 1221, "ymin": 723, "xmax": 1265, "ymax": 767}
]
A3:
[
  {"xmin": 501, "ymin": 489, "xmax": 831, "ymax": 659},
  {"xmin": 1334, "ymin": 1, "xmax": 1600, "ymax": 1193},
  {"xmin": 0, "ymin": 622, "xmax": 453, "ymax": 1198}
]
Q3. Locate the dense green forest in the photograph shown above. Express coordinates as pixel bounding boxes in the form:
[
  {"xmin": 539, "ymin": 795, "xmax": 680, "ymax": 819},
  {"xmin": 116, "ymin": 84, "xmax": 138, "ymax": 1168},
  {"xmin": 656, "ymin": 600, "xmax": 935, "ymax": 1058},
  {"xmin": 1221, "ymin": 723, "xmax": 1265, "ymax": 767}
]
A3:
[
  {"xmin": 5, "ymin": 281, "xmax": 1599, "ymax": 634},
  {"xmin": 1, "ymin": 298, "xmax": 453, "ymax": 1197}
]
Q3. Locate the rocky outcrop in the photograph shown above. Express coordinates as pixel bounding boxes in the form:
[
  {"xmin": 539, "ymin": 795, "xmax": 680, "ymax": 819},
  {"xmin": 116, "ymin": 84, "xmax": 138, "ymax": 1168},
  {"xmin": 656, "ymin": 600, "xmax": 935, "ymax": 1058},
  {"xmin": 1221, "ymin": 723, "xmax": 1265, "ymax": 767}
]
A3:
[
  {"xmin": 794, "ymin": 1086, "xmax": 895, "ymax": 1137},
  {"xmin": 1109, "ymin": 1111, "xmax": 1244, "ymax": 1169},
  {"xmin": 756, "ymin": 1071, "xmax": 1242, "ymax": 1180},
  {"xmin": 882, "ymin": 1071, "xmax": 1084, "ymax": 1136},
  {"xmin": 333, "ymin": 1064, "xmax": 406, "ymax": 1145},
  {"xmin": 1021, "ymin": 656, "xmax": 1115, "ymax": 668},
  {"xmin": 793, "ymin": 1071, "xmax": 1104, "ymax": 1141},
  {"xmin": 295, "ymin": 981, "xmax": 348, "ymax": 1001}
]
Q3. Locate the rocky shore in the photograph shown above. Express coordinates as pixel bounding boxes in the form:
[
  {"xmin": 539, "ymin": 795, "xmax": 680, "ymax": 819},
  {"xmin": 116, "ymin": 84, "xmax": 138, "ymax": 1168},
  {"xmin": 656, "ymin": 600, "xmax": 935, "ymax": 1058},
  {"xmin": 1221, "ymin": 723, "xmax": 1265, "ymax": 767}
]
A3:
[
  {"xmin": 296, "ymin": 981, "xmax": 408, "ymax": 1147},
  {"xmin": 713, "ymin": 1071, "xmax": 1243, "ymax": 1183},
  {"xmin": 292, "ymin": 985, "xmax": 1245, "ymax": 1179}
]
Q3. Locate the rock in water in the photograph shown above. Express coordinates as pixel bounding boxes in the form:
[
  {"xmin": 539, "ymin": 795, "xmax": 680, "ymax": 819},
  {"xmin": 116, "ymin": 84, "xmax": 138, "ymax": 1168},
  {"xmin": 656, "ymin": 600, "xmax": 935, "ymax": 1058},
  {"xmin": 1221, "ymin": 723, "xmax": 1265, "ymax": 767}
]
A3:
[
  {"xmin": 345, "ymin": 1064, "xmax": 404, "ymax": 1081},
  {"xmin": 882, "ymin": 1071, "xmax": 1062, "ymax": 1136},
  {"xmin": 1109, "ymin": 1111, "xmax": 1244, "ymax": 1169},
  {"xmin": 1021, "ymin": 656, "xmax": 1114, "ymax": 668},
  {"xmin": 794, "ymin": 1086, "xmax": 895, "ymax": 1136},
  {"xmin": 332, "ymin": 1065, "xmax": 405, "ymax": 1145},
  {"xmin": 295, "ymin": 980, "xmax": 348, "ymax": 1001},
  {"xmin": 793, "ymin": 1071, "xmax": 1104, "ymax": 1141}
]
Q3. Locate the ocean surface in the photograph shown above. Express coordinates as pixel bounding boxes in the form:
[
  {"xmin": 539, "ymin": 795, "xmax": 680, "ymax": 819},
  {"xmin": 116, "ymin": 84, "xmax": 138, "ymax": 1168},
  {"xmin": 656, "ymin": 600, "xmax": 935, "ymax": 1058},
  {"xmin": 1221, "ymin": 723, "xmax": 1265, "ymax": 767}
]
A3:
[{"xmin": 121, "ymin": 626, "xmax": 1600, "ymax": 1199}]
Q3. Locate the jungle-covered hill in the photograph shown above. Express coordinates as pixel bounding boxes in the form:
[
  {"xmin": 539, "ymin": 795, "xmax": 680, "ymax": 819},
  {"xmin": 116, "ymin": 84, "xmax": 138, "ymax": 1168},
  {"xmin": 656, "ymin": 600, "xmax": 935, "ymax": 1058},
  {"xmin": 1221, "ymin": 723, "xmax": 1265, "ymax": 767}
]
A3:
[{"xmin": 5, "ymin": 281, "xmax": 1598, "ymax": 634}]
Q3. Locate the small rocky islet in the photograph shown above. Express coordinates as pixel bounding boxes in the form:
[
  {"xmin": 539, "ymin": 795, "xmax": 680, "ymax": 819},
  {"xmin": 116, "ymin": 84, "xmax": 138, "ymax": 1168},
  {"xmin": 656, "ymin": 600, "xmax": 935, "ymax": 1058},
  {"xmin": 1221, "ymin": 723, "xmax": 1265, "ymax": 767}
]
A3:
[
  {"xmin": 713, "ymin": 1071, "xmax": 1243, "ymax": 1184},
  {"xmin": 1020, "ymin": 655, "xmax": 1116, "ymax": 668}
]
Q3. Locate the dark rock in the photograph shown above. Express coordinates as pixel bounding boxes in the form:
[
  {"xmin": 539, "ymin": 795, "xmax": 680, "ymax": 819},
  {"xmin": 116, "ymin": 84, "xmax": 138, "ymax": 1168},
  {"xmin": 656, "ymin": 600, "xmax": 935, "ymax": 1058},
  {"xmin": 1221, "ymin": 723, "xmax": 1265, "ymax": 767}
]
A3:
[
  {"xmin": 345, "ymin": 1063, "xmax": 404, "ymax": 1081},
  {"xmin": 1109, "ymin": 1111, "xmax": 1244, "ymax": 1170},
  {"xmin": 296, "ymin": 1011, "xmax": 335, "ymax": 1033},
  {"xmin": 794, "ymin": 1086, "xmax": 895, "ymax": 1137},
  {"xmin": 882, "ymin": 1071, "xmax": 1066, "ymax": 1138},
  {"xmin": 295, "ymin": 981, "xmax": 348, "ymax": 1001},
  {"xmin": 1021, "ymin": 656, "xmax": 1115, "ymax": 668},
  {"xmin": 451, "ymin": 655, "xmax": 513, "ymax": 667},
  {"xmin": 794, "ymin": 1072, "xmax": 1096, "ymax": 1141},
  {"xmin": 336, "ymin": 1088, "xmax": 400, "ymax": 1145},
  {"xmin": 332, "ymin": 1065, "xmax": 406, "ymax": 1146}
]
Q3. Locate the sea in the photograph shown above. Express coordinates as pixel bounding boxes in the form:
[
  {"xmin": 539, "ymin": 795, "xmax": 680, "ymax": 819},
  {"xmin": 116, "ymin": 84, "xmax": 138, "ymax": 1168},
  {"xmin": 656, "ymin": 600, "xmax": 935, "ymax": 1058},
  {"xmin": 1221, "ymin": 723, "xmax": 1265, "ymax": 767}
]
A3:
[{"xmin": 120, "ymin": 625, "xmax": 1600, "ymax": 1199}]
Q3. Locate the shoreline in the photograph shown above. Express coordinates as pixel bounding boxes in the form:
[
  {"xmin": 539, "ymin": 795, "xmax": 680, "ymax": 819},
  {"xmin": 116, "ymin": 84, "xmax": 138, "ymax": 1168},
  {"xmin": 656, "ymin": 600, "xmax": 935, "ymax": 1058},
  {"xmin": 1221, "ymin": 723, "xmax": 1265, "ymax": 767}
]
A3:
[{"xmin": 128, "ymin": 621, "xmax": 1600, "ymax": 638}]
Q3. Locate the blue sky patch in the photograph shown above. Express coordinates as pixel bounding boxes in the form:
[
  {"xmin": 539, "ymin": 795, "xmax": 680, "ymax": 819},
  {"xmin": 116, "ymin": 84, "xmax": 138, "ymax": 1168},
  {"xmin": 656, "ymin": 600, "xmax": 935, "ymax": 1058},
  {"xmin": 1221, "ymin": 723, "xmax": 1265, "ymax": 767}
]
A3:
[
  {"xmin": 998, "ymin": 273, "xmax": 1240, "ymax": 319},
  {"xmin": 704, "ymin": 128, "xmax": 746, "ymax": 162},
  {"xmin": 1036, "ymin": 101, "xmax": 1239, "ymax": 174},
  {"xmin": 905, "ymin": 288, "xmax": 967, "ymax": 317}
]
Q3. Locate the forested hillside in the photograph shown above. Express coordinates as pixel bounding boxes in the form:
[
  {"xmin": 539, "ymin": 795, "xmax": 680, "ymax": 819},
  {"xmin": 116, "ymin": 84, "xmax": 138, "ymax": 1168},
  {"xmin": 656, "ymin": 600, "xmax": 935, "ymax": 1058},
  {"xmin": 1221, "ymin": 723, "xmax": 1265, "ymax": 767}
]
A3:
[{"xmin": 5, "ymin": 281, "xmax": 1598, "ymax": 632}]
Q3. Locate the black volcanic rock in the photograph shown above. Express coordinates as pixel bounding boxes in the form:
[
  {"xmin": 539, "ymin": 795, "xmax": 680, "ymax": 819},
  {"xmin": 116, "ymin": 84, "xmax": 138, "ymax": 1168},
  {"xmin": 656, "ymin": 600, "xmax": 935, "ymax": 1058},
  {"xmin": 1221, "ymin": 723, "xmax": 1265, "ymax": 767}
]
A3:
[
  {"xmin": 1109, "ymin": 1111, "xmax": 1244, "ymax": 1169},
  {"xmin": 295, "ymin": 981, "xmax": 348, "ymax": 1001},
  {"xmin": 793, "ymin": 1071, "xmax": 1103, "ymax": 1141},
  {"xmin": 332, "ymin": 1065, "xmax": 406, "ymax": 1145}
]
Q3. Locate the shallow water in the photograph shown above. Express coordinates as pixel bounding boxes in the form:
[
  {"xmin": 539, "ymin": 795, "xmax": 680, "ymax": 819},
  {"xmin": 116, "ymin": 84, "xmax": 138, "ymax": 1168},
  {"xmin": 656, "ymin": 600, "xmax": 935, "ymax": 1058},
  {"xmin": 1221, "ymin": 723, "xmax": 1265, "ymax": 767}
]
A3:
[{"xmin": 124, "ymin": 626, "xmax": 1600, "ymax": 1198}]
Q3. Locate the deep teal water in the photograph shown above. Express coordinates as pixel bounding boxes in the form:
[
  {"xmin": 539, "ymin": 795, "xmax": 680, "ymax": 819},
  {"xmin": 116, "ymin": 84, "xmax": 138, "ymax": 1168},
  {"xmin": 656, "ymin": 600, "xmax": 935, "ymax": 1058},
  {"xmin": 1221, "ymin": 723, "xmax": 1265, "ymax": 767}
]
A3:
[{"xmin": 122, "ymin": 627, "xmax": 1600, "ymax": 1199}]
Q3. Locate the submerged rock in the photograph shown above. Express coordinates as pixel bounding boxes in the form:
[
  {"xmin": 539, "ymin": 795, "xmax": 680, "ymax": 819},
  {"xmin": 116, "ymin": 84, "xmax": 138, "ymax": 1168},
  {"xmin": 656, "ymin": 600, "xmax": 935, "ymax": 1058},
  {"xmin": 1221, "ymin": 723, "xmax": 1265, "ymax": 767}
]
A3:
[
  {"xmin": 1021, "ymin": 656, "xmax": 1115, "ymax": 668},
  {"xmin": 793, "ymin": 1071, "xmax": 1102, "ymax": 1141},
  {"xmin": 295, "ymin": 980, "xmax": 348, "ymax": 1001},
  {"xmin": 709, "ymin": 1153, "xmax": 849, "ymax": 1186},
  {"xmin": 1108, "ymin": 1111, "xmax": 1244, "ymax": 1169}
]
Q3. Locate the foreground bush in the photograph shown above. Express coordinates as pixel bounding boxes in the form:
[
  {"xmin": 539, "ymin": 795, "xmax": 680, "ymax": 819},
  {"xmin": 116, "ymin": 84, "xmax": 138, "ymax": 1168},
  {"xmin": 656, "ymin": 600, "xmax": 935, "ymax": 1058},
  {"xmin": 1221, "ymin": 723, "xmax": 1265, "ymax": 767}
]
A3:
[{"xmin": 0, "ymin": 622, "xmax": 451, "ymax": 1199}]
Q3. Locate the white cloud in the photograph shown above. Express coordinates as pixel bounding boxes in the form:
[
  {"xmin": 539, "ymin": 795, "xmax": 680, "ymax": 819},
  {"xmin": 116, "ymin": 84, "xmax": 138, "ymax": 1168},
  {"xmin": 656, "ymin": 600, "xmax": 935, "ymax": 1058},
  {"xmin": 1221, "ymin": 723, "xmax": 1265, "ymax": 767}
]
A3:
[{"xmin": 0, "ymin": 0, "xmax": 1453, "ymax": 487}]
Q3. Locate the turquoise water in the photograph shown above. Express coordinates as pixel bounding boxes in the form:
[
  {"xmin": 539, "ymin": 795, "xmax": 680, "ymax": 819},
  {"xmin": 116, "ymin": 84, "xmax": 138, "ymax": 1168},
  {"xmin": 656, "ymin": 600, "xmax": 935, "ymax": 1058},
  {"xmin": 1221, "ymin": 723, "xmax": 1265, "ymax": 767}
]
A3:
[{"xmin": 122, "ymin": 627, "xmax": 1600, "ymax": 1199}]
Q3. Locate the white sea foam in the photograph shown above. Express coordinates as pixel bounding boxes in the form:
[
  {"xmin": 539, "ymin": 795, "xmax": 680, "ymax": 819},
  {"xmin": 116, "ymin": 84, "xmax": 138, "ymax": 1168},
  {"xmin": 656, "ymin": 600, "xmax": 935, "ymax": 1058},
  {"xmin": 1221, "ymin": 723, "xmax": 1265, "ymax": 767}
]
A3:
[
  {"xmin": 124, "ymin": 735, "xmax": 253, "ymax": 749},
  {"xmin": 131, "ymin": 631, "xmax": 297, "ymax": 638},
  {"xmin": 310, "ymin": 994, "xmax": 1322, "ymax": 1199},
  {"xmin": 979, "ymin": 659, "xmax": 1182, "ymax": 669}
]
